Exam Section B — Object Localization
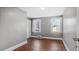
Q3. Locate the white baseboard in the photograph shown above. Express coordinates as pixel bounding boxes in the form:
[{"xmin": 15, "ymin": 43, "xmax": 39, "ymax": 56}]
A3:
[
  {"xmin": 43, "ymin": 37, "xmax": 62, "ymax": 40},
  {"xmin": 3, "ymin": 37, "xmax": 69, "ymax": 51},
  {"xmin": 62, "ymin": 40, "xmax": 70, "ymax": 51},
  {"xmin": 43, "ymin": 36, "xmax": 69, "ymax": 51},
  {"xmin": 4, "ymin": 40, "xmax": 27, "ymax": 51},
  {"xmin": 31, "ymin": 36, "xmax": 62, "ymax": 40},
  {"xmin": 31, "ymin": 36, "xmax": 69, "ymax": 50}
]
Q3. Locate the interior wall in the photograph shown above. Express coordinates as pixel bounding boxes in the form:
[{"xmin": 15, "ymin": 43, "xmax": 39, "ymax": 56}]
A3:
[
  {"xmin": 27, "ymin": 19, "xmax": 31, "ymax": 38},
  {"xmin": 77, "ymin": 8, "xmax": 79, "ymax": 38},
  {"xmin": 32, "ymin": 16, "xmax": 63, "ymax": 38},
  {"xmin": 0, "ymin": 7, "xmax": 27, "ymax": 50},
  {"xmin": 63, "ymin": 7, "xmax": 76, "ymax": 51}
]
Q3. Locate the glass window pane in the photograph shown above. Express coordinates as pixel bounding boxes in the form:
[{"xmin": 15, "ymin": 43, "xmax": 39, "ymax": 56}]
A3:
[
  {"xmin": 32, "ymin": 19, "xmax": 41, "ymax": 33},
  {"xmin": 50, "ymin": 17, "xmax": 62, "ymax": 33}
]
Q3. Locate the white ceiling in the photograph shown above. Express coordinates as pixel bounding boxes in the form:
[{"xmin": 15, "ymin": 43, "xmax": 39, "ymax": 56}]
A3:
[{"xmin": 19, "ymin": 7, "xmax": 66, "ymax": 18}]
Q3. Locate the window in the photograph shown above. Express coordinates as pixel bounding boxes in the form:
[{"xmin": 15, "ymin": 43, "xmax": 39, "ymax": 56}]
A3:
[
  {"xmin": 32, "ymin": 19, "xmax": 41, "ymax": 33},
  {"xmin": 50, "ymin": 17, "xmax": 62, "ymax": 33}
]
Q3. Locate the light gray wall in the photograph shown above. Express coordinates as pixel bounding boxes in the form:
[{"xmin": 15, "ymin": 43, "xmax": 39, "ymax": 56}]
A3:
[
  {"xmin": 0, "ymin": 7, "xmax": 27, "ymax": 50},
  {"xmin": 27, "ymin": 19, "xmax": 31, "ymax": 38},
  {"xmin": 32, "ymin": 17, "xmax": 63, "ymax": 38},
  {"xmin": 63, "ymin": 7, "xmax": 76, "ymax": 50},
  {"xmin": 77, "ymin": 8, "xmax": 79, "ymax": 38}
]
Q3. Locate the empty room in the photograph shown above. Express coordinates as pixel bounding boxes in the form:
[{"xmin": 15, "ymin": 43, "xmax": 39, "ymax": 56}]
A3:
[{"xmin": 0, "ymin": 7, "xmax": 78, "ymax": 51}]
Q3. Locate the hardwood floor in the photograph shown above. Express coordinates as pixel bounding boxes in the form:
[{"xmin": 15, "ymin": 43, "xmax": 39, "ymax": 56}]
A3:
[{"xmin": 14, "ymin": 37, "xmax": 66, "ymax": 51}]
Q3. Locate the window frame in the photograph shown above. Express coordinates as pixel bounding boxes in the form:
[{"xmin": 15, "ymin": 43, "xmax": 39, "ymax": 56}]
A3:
[{"xmin": 50, "ymin": 16, "xmax": 63, "ymax": 33}]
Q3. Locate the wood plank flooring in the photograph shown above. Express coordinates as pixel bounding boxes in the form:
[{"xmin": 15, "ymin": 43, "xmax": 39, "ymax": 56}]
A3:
[{"xmin": 14, "ymin": 37, "xmax": 66, "ymax": 51}]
